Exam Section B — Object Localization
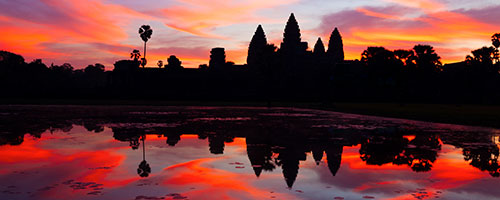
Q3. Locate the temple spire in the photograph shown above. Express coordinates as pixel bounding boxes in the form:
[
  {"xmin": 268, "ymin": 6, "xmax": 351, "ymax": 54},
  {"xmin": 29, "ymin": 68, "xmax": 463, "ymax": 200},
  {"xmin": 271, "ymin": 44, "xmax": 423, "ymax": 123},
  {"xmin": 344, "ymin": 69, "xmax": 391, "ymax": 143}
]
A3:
[
  {"xmin": 282, "ymin": 13, "xmax": 302, "ymax": 49},
  {"xmin": 326, "ymin": 27, "xmax": 345, "ymax": 64},
  {"xmin": 314, "ymin": 37, "xmax": 325, "ymax": 55},
  {"xmin": 247, "ymin": 25, "xmax": 268, "ymax": 68}
]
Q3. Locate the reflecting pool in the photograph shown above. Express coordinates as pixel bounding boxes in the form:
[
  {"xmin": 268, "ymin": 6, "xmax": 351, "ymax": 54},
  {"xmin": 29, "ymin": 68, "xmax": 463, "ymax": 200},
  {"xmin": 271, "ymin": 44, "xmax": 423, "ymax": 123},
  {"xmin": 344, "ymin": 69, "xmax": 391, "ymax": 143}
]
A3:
[{"xmin": 0, "ymin": 106, "xmax": 499, "ymax": 200}]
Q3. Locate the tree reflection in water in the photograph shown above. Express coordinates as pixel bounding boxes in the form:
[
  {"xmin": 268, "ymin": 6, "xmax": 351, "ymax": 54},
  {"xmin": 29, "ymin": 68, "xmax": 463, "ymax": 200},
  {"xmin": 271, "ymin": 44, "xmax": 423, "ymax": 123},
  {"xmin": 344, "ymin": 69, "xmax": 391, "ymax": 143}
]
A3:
[
  {"xmin": 137, "ymin": 136, "xmax": 151, "ymax": 178},
  {"xmin": 0, "ymin": 106, "xmax": 499, "ymax": 188},
  {"xmin": 360, "ymin": 134, "xmax": 441, "ymax": 172},
  {"xmin": 463, "ymin": 144, "xmax": 499, "ymax": 177}
]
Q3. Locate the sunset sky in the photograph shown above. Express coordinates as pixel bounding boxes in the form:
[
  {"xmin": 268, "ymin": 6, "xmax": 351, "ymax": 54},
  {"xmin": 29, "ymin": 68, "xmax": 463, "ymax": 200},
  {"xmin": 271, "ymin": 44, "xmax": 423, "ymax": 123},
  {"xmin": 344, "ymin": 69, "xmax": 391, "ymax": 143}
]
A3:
[{"xmin": 1, "ymin": 0, "xmax": 499, "ymax": 69}]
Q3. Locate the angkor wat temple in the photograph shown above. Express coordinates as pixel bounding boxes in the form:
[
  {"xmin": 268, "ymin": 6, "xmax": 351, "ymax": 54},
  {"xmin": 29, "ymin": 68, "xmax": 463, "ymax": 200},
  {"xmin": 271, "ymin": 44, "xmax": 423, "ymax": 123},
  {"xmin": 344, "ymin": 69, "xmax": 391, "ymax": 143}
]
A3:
[
  {"xmin": 3, "ymin": 13, "xmax": 495, "ymax": 103},
  {"xmin": 110, "ymin": 13, "xmax": 349, "ymax": 100}
]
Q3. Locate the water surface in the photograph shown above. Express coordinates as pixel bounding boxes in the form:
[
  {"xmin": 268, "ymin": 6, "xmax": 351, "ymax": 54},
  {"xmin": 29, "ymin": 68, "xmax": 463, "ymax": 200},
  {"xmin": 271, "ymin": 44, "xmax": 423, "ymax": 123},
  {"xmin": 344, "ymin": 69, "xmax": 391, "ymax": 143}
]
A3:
[{"xmin": 0, "ymin": 106, "xmax": 499, "ymax": 200}]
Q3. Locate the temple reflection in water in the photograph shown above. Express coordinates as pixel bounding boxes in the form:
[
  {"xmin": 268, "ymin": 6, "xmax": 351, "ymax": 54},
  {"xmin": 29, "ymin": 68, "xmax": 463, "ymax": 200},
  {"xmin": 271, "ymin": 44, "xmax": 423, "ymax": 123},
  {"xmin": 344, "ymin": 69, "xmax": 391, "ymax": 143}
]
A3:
[
  {"xmin": 111, "ymin": 131, "xmax": 496, "ymax": 188},
  {"xmin": 1, "ymin": 106, "xmax": 500, "ymax": 200},
  {"xmin": 1, "ymin": 106, "xmax": 498, "ymax": 189}
]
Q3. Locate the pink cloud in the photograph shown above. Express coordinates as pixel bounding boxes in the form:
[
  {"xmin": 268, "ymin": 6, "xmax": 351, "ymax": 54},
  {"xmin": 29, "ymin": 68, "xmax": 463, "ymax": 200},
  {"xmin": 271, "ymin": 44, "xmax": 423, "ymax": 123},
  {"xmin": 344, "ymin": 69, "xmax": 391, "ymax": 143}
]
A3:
[
  {"xmin": 0, "ymin": 0, "xmax": 150, "ymax": 67},
  {"xmin": 1, "ymin": 0, "xmax": 499, "ymax": 69},
  {"xmin": 318, "ymin": 4, "xmax": 500, "ymax": 63},
  {"xmin": 161, "ymin": 0, "xmax": 299, "ymax": 38}
]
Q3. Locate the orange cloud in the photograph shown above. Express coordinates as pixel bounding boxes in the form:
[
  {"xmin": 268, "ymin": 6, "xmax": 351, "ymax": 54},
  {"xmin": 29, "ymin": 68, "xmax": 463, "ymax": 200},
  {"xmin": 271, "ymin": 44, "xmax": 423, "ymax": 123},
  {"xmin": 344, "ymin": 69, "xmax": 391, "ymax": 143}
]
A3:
[
  {"xmin": 383, "ymin": 0, "xmax": 445, "ymax": 12},
  {"xmin": 356, "ymin": 8, "xmax": 403, "ymax": 20},
  {"xmin": 1, "ymin": 0, "xmax": 499, "ymax": 68},
  {"xmin": 226, "ymin": 47, "xmax": 248, "ymax": 64},
  {"xmin": 162, "ymin": 157, "xmax": 296, "ymax": 199},
  {"xmin": 162, "ymin": 0, "xmax": 299, "ymax": 38},
  {"xmin": 0, "ymin": 0, "xmax": 150, "ymax": 66},
  {"xmin": 319, "ymin": 4, "xmax": 500, "ymax": 63},
  {"xmin": 0, "ymin": 138, "xmax": 52, "ymax": 163}
]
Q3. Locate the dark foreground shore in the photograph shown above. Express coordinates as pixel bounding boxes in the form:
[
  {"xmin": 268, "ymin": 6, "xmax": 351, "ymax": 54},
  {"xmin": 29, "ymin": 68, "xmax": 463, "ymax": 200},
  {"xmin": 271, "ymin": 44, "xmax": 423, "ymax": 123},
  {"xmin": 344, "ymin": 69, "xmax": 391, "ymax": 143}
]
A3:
[{"xmin": 1, "ymin": 99, "xmax": 500, "ymax": 128}]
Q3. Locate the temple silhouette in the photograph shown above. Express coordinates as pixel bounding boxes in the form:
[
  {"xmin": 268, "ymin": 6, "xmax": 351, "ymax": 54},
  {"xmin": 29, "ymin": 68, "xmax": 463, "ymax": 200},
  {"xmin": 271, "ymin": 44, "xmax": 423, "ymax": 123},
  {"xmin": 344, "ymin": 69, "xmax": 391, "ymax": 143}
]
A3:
[
  {"xmin": 108, "ymin": 13, "xmax": 347, "ymax": 101},
  {"xmin": 1, "ymin": 13, "xmax": 500, "ymax": 103}
]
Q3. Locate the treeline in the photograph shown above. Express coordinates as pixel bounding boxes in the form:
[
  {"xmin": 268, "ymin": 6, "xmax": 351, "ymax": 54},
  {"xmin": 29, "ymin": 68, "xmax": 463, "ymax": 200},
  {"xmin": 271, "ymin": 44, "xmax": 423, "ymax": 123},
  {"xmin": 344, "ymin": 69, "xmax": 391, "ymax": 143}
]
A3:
[
  {"xmin": 1, "ymin": 13, "xmax": 499, "ymax": 103},
  {"xmin": 332, "ymin": 43, "xmax": 500, "ymax": 103},
  {"xmin": 0, "ymin": 51, "xmax": 109, "ymax": 98},
  {"xmin": 1, "ymin": 41, "xmax": 499, "ymax": 103}
]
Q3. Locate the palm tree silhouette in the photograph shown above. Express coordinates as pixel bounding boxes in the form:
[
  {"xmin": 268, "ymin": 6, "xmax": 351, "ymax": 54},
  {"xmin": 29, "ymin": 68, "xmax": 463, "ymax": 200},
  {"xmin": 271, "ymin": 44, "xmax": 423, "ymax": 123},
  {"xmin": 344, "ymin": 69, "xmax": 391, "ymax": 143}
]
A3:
[
  {"xmin": 137, "ymin": 136, "xmax": 151, "ymax": 177},
  {"xmin": 139, "ymin": 25, "xmax": 153, "ymax": 68},
  {"xmin": 130, "ymin": 49, "xmax": 141, "ymax": 62}
]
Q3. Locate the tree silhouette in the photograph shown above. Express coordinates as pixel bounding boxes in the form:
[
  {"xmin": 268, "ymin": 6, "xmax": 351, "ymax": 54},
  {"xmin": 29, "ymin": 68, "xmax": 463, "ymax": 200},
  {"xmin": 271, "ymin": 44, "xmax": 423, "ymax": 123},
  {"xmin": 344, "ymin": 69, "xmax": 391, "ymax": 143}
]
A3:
[
  {"xmin": 467, "ymin": 46, "xmax": 499, "ymax": 66},
  {"xmin": 463, "ymin": 145, "xmax": 500, "ymax": 177},
  {"xmin": 139, "ymin": 25, "xmax": 153, "ymax": 67},
  {"xmin": 199, "ymin": 64, "xmax": 208, "ymax": 70},
  {"xmin": 0, "ymin": 133, "xmax": 24, "ymax": 146},
  {"xmin": 167, "ymin": 55, "xmax": 183, "ymax": 69},
  {"xmin": 83, "ymin": 122, "xmax": 104, "ymax": 133},
  {"xmin": 399, "ymin": 135, "xmax": 441, "ymax": 172},
  {"xmin": 394, "ymin": 49, "xmax": 416, "ymax": 68},
  {"xmin": 359, "ymin": 136, "xmax": 406, "ymax": 166},
  {"xmin": 27, "ymin": 59, "xmax": 48, "ymax": 72},
  {"xmin": 362, "ymin": 47, "xmax": 391, "ymax": 63},
  {"xmin": 413, "ymin": 44, "xmax": 442, "ymax": 73},
  {"xmin": 466, "ymin": 46, "xmax": 500, "ymax": 75},
  {"xmin": 50, "ymin": 63, "xmax": 74, "ymax": 74},
  {"xmin": 84, "ymin": 63, "xmax": 105, "ymax": 74},
  {"xmin": 362, "ymin": 47, "xmax": 400, "ymax": 78},
  {"xmin": 492, "ymin": 33, "xmax": 500, "ymax": 49},
  {"xmin": 157, "ymin": 60, "xmax": 163, "ymax": 68},
  {"xmin": 359, "ymin": 134, "xmax": 440, "ymax": 172},
  {"xmin": 137, "ymin": 160, "xmax": 151, "ymax": 177},
  {"xmin": 326, "ymin": 27, "xmax": 345, "ymax": 65},
  {"xmin": 165, "ymin": 133, "xmax": 181, "ymax": 146},
  {"xmin": 0, "ymin": 51, "xmax": 25, "ymax": 70},
  {"xmin": 137, "ymin": 136, "xmax": 151, "ymax": 177},
  {"xmin": 130, "ymin": 49, "xmax": 141, "ymax": 62}
]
